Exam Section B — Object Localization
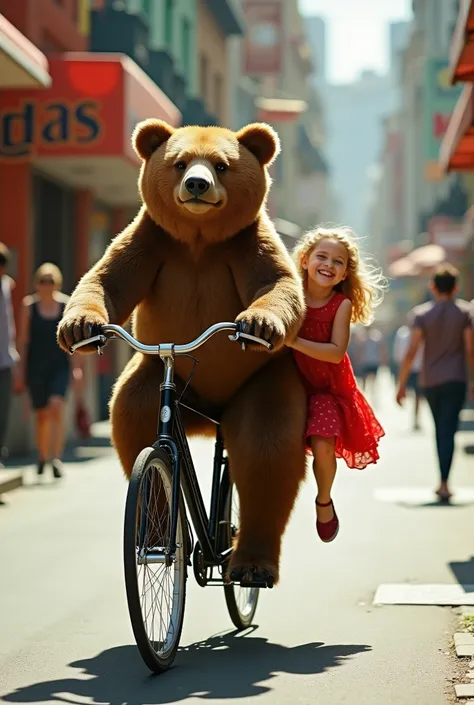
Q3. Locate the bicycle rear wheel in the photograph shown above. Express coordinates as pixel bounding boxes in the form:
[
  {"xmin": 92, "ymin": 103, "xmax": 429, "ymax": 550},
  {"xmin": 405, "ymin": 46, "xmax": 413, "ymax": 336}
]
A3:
[
  {"xmin": 220, "ymin": 466, "xmax": 259, "ymax": 629},
  {"xmin": 123, "ymin": 446, "xmax": 187, "ymax": 673}
]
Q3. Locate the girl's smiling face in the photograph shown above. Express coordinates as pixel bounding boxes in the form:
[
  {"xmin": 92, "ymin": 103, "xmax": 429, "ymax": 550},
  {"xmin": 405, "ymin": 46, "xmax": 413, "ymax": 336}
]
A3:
[{"xmin": 302, "ymin": 238, "xmax": 349, "ymax": 289}]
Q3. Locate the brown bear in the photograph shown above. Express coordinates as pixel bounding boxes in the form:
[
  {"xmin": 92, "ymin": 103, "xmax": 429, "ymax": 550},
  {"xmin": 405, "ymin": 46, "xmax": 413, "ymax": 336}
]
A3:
[{"xmin": 57, "ymin": 119, "xmax": 307, "ymax": 586}]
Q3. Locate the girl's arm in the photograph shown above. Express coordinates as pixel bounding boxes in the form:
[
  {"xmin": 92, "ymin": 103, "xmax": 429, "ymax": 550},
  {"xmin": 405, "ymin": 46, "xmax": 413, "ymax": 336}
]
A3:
[{"xmin": 287, "ymin": 299, "xmax": 352, "ymax": 364}]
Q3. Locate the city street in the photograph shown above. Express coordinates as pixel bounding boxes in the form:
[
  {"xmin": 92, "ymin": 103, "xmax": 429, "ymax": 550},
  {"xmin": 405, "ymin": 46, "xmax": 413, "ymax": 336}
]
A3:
[{"xmin": 1, "ymin": 372, "xmax": 473, "ymax": 705}]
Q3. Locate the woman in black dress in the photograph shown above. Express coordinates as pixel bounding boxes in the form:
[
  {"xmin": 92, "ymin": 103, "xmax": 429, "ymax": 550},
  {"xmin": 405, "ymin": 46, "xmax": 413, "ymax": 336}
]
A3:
[{"xmin": 17, "ymin": 263, "xmax": 83, "ymax": 478}]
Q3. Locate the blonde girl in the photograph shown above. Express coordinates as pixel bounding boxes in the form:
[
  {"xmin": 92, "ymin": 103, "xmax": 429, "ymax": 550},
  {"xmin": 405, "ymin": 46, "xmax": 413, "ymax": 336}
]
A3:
[{"xmin": 287, "ymin": 226, "xmax": 386, "ymax": 543}]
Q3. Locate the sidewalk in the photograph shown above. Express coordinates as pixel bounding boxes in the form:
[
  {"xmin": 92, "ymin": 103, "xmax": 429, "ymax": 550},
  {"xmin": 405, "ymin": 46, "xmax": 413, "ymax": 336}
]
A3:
[{"xmin": 0, "ymin": 421, "xmax": 112, "ymax": 500}]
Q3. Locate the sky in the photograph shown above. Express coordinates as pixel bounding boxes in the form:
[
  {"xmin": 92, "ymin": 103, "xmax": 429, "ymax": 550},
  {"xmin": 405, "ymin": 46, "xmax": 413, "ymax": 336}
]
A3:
[{"xmin": 299, "ymin": 0, "xmax": 413, "ymax": 84}]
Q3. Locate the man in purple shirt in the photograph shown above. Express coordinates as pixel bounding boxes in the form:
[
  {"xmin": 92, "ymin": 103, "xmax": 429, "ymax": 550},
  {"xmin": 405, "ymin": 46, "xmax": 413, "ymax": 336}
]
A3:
[{"xmin": 396, "ymin": 265, "xmax": 474, "ymax": 501}]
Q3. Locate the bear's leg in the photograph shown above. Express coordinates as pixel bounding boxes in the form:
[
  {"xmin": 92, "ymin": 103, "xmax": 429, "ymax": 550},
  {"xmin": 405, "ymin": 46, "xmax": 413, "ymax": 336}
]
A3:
[
  {"xmin": 110, "ymin": 353, "xmax": 214, "ymax": 478},
  {"xmin": 220, "ymin": 353, "xmax": 307, "ymax": 586}
]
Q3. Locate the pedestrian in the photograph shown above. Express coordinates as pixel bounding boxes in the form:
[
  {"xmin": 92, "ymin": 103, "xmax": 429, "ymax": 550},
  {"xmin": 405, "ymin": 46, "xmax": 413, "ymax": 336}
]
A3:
[
  {"xmin": 0, "ymin": 243, "xmax": 20, "ymax": 468},
  {"xmin": 347, "ymin": 323, "xmax": 364, "ymax": 383},
  {"xmin": 359, "ymin": 324, "xmax": 384, "ymax": 403},
  {"xmin": 287, "ymin": 226, "xmax": 386, "ymax": 543},
  {"xmin": 393, "ymin": 323, "xmax": 423, "ymax": 431},
  {"xmin": 396, "ymin": 265, "xmax": 474, "ymax": 501},
  {"xmin": 16, "ymin": 263, "xmax": 84, "ymax": 479}
]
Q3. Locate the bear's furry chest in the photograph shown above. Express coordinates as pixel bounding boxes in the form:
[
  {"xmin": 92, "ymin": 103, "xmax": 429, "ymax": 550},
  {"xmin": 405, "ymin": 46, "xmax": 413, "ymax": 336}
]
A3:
[
  {"xmin": 149, "ymin": 256, "xmax": 242, "ymax": 333},
  {"xmin": 133, "ymin": 256, "xmax": 265, "ymax": 404}
]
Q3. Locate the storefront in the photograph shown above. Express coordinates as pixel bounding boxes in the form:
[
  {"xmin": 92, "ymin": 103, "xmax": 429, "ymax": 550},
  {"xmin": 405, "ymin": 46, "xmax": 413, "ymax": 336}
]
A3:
[
  {"xmin": 438, "ymin": 0, "xmax": 474, "ymax": 300},
  {"xmin": 0, "ymin": 52, "xmax": 181, "ymax": 452}
]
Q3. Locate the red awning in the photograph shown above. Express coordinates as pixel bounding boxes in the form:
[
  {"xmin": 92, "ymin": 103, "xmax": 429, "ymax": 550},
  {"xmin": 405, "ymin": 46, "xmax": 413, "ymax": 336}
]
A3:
[
  {"xmin": 439, "ymin": 83, "xmax": 474, "ymax": 172},
  {"xmin": 0, "ymin": 13, "xmax": 51, "ymax": 88},
  {"xmin": 450, "ymin": 0, "xmax": 474, "ymax": 83}
]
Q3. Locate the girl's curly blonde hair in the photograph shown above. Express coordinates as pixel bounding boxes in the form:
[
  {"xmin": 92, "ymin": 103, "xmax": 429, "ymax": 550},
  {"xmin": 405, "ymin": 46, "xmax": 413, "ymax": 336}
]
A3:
[{"xmin": 292, "ymin": 226, "xmax": 387, "ymax": 325}]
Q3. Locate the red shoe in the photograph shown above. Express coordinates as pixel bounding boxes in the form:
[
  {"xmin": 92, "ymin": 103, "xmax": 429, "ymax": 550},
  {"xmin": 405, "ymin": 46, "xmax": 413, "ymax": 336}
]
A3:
[{"xmin": 315, "ymin": 498, "xmax": 339, "ymax": 543}]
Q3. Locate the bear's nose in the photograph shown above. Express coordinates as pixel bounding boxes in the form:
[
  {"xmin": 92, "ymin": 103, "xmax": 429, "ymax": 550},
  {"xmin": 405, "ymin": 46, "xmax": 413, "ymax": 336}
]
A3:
[{"xmin": 184, "ymin": 176, "xmax": 210, "ymax": 198}]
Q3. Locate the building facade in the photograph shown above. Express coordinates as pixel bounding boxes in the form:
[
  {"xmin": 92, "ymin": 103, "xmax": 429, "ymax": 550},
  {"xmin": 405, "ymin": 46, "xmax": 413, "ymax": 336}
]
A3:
[
  {"xmin": 0, "ymin": 2, "xmax": 183, "ymax": 452},
  {"xmin": 438, "ymin": 0, "xmax": 474, "ymax": 299},
  {"xmin": 90, "ymin": 0, "xmax": 243, "ymax": 128}
]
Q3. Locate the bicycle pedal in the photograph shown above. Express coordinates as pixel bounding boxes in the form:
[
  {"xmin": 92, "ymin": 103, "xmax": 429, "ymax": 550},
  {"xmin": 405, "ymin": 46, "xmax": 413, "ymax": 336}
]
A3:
[{"xmin": 239, "ymin": 579, "xmax": 273, "ymax": 589}]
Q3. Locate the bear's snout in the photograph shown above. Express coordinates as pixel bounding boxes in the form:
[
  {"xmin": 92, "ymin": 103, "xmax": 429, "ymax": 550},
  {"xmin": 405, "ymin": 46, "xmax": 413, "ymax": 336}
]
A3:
[
  {"xmin": 185, "ymin": 175, "xmax": 210, "ymax": 198},
  {"xmin": 177, "ymin": 161, "xmax": 224, "ymax": 212}
]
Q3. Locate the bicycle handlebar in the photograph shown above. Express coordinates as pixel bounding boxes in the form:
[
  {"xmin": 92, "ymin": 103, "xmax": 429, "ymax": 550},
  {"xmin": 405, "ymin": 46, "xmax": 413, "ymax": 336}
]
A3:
[{"xmin": 68, "ymin": 321, "xmax": 273, "ymax": 356}]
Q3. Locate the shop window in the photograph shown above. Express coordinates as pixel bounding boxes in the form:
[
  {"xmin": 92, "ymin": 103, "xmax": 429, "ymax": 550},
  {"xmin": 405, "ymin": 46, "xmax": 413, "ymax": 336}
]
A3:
[
  {"xmin": 32, "ymin": 173, "xmax": 75, "ymax": 294},
  {"xmin": 165, "ymin": 0, "xmax": 173, "ymax": 48},
  {"xmin": 200, "ymin": 54, "xmax": 208, "ymax": 105},
  {"xmin": 214, "ymin": 73, "xmax": 223, "ymax": 122},
  {"xmin": 182, "ymin": 17, "xmax": 191, "ymax": 78},
  {"xmin": 143, "ymin": 0, "xmax": 152, "ymax": 19}
]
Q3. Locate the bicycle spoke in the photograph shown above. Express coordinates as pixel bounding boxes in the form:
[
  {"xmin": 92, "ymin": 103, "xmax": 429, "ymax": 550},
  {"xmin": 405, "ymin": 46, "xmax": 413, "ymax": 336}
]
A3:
[{"xmin": 132, "ymin": 459, "xmax": 185, "ymax": 660}]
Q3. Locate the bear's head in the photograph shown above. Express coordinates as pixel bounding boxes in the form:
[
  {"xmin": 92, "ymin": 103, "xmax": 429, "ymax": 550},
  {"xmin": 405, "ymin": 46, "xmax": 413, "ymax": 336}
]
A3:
[{"xmin": 132, "ymin": 119, "xmax": 280, "ymax": 245}]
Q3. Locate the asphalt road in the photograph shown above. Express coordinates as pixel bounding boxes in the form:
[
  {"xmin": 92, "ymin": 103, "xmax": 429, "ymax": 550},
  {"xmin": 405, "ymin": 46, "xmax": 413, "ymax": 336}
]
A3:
[{"xmin": 1, "ymin": 372, "xmax": 473, "ymax": 704}]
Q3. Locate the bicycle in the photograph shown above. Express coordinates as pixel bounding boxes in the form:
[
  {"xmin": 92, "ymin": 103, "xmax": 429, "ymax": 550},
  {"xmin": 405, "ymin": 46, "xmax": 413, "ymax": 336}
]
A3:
[{"xmin": 70, "ymin": 321, "xmax": 273, "ymax": 674}]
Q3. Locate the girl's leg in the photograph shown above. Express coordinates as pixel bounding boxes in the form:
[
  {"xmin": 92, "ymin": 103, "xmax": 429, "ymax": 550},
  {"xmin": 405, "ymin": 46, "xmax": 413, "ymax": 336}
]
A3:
[
  {"xmin": 35, "ymin": 408, "xmax": 51, "ymax": 474},
  {"xmin": 48, "ymin": 396, "xmax": 66, "ymax": 477},
  {"xmin": 48, "ymin": 396, "xmax": 66, "ymax": 459},
  {"xmin": 311, "ymin": 435, "xmax": 337, "ymax": 523}
]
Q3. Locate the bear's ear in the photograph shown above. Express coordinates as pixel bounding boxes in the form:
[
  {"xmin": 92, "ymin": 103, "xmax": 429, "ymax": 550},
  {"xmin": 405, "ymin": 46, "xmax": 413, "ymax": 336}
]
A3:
[
  {"xmin": 236, "ymin": 122, "xmax": 281, "ymax": 166},
  {"xmin": 132, "ymin": 119, "xmax": 175, "ymax": 160}
]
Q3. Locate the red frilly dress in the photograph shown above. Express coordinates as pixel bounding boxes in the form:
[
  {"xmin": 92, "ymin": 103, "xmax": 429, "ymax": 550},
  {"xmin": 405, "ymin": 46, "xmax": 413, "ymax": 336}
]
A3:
[{"xmin": 293, "ymin": 292, "xmax": 385, "ymax": 470}]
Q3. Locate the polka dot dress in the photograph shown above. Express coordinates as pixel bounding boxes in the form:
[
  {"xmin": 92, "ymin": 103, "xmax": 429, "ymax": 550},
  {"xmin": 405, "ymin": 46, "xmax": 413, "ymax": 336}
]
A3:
[{"xmin": 293, "ymin": 292, "xmax": 385, "ymax": 470}]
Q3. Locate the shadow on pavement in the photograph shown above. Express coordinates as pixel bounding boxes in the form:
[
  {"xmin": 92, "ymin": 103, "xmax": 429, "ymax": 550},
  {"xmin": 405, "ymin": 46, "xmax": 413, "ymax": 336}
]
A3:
[
  {"xmin": 3, "ymin": 429, "xmax": 112, "ymax": 470},
  {"xmin": 397, "ymin": 500, "xmax": 471, "ymax": 509},
  {"xmin": 1, "ymin": 630, "xmax": 372, "ymax": 703},
  {"xmin": 449, "ymin": 556, "xmax": 474, "ymax": 592}
]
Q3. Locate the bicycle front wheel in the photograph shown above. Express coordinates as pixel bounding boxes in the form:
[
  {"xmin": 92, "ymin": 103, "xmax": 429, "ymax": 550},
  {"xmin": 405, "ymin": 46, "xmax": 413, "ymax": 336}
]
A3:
[
  {"xmin": 220, "ymin": 467, "xmax": 259, "ymax": 629},
  {"xmin": 123, "ymin": 446, "xmax": 187, "ymax": 674}
]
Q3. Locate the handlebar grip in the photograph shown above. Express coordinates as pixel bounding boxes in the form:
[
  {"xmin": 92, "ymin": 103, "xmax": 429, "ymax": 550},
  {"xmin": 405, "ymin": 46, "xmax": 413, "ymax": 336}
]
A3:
[{"xmin": 69, "ymin": 333, "xmax": 107, "ymax": 354}]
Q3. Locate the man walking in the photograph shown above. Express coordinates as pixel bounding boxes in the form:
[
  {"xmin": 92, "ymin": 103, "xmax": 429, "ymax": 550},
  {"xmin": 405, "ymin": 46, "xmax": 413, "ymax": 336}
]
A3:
[
  {"xmin": 396, "ymin": 265, "xmax": 474, "ymax": 501},
  {"xmin": 0, "ymin": 243, "xmax": 19, "ymax": 467}
]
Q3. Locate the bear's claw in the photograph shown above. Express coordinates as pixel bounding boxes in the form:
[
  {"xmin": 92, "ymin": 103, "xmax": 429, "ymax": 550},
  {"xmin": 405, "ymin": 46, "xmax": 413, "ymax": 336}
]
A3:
[{"xmin": 229, "ymin": 565, "xmax": 275, "ymax": 588}]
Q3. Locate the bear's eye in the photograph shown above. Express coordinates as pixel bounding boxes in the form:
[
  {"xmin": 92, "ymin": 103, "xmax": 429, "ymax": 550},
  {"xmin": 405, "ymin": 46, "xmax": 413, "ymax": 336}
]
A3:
[
  {"xmin": 215, "ymin": 162, "xmax": 227, "ymax": 173},
  {"xmin": 174, "ymin": 161, "xmax": 187, "ymax": 171}
]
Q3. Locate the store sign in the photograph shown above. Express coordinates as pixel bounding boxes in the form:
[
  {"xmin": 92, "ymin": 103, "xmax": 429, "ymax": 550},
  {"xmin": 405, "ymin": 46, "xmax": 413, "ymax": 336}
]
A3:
[
  {"xmin": 428, "ymin": 216, "xmax": 468, "ymax": 253},
  {"xmin": 242, "ymin": 0, "xmax": 282, "ymax": 76},
  {"xmin": 0, "ymin": 100, "xmax": 101, "ymax": 158},
  {"xmin": 424, "ymin": 59, "xmax": 462, "ymax": 178},
  {"xmin": 0, "ymin": 56, "xmax": 180, "ymax": 165}
]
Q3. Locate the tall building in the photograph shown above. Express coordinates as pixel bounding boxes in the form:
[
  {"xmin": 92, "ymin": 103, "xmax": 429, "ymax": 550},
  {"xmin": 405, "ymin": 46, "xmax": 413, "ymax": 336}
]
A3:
[
  {"xmin": 389, "ymin": 20, "xmax": 411, "ymax": 84},
  {"xmin": 324, "ymin": 70, "xmax": 398, "ymax": 234},
  {"xmin": 305, "ymin": 15, "xmax": 327, "ymax": 86}
]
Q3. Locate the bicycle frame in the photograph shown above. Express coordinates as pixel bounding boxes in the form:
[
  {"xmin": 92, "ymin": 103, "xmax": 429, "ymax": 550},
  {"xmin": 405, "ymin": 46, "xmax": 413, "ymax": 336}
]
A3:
[
  {"xmin": 69, "ymin": 321, "xmax": 272, "ymax": 569},
  {"xmin": 154, "ymin": 355, "xmax": 229, "ymax": 567}
]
